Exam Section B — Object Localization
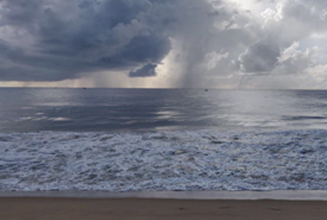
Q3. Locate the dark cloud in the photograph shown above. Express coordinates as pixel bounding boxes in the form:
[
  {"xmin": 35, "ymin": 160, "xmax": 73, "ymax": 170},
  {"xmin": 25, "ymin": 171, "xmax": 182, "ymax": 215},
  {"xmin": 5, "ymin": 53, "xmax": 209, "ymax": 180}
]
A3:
[
  {"xmin": 0, "ymin": 0, "xmax": 43, "ymax": 27},
  {"xmin": 0, "ymin": 0, "xmax": 176, "ymax": 81},
  {"xmin": 129, "ymin": 63, "xmax": 157, "ymax": 77},
  {"xmin": 99, "ymin": 35, "xmax": 171, "ymax": 67},
  {"xmin": 0, "ymin": 39, "xmax": 22, "ymax": 59},
  {"xmin": 238, "ymin": 41, "xmax": 280, "ymax": 73}
]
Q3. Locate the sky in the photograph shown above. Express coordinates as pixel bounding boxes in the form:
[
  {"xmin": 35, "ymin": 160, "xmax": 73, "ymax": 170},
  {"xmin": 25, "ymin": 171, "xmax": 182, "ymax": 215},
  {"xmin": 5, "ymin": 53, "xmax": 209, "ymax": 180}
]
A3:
[{"xmin": 0, "ymin": 0, "xmax": 327, "ymax": 89}]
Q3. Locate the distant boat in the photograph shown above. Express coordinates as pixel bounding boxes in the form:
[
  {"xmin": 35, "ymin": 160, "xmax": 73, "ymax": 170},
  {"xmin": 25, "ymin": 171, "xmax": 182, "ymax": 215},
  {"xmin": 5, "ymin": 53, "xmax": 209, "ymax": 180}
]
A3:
[{"xmin": 205, "ymin": 89, "xmax": 208, "ymax": 92}]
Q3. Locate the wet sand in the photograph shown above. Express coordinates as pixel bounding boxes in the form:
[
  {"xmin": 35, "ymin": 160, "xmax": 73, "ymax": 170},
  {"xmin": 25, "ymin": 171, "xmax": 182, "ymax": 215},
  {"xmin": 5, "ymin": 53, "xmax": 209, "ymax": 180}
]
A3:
[{"xmin": 1, "ymin": 197, "xmax": 327, "ymax": 220}]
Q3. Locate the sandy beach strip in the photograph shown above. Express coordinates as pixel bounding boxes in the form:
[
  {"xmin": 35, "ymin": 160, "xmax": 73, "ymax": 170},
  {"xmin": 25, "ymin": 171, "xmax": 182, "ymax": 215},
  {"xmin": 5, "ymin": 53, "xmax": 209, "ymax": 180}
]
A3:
[{"xmin": 1, "ymin": 197, "xmax": 327, "ymax": 220}]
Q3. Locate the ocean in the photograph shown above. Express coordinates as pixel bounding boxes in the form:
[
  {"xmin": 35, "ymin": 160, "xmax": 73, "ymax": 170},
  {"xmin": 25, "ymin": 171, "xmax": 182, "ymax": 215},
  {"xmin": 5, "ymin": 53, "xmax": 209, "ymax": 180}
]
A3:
[{"xmin": 1, "ymin": 88, "xmax": 327, "ymax": 192}]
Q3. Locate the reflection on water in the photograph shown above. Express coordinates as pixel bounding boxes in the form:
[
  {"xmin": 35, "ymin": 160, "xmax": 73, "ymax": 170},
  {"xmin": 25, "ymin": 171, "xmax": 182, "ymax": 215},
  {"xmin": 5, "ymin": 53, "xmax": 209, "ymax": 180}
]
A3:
[{"xmin": 0, "ymin": 88, "xmax": 327, "ymax": 132}]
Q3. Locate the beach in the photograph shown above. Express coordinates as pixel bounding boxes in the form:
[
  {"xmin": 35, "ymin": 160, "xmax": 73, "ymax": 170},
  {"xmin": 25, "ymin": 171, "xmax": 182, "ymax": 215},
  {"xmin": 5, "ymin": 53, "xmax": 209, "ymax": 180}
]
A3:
[
  {"xmin": 1, "ymin": 89, "xmax": 327, "ymax": 220},
  {"xmin": 1, "ymin": 197, "xmax": 327, "ymax": 220}
]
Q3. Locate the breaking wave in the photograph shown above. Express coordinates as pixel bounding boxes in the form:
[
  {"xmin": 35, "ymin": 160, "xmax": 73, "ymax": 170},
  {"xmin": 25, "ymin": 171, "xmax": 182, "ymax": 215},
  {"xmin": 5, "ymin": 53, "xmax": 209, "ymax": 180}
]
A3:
[{"xmin": 1, "ymin": 129, "xmax": 327, "ymax": 192}]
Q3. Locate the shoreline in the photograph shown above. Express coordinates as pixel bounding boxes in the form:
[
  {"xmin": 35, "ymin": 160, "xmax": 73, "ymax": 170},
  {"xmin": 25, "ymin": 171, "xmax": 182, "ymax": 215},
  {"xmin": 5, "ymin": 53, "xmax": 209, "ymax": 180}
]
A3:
[
  {"xmin": 1, "ymin": 190, "xmax": 327, "ymax": 201},
  {"xmin": 1, "ymin": 197, "xmax": 327, "ymax": 220}
]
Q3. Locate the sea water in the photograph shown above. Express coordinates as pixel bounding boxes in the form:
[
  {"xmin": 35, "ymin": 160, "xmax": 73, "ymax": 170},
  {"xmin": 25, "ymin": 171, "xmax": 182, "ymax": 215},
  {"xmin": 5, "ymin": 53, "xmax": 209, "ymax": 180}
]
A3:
[{"xmin": 0, "ymin": 88, "xmax": 327, "ymax": 192}]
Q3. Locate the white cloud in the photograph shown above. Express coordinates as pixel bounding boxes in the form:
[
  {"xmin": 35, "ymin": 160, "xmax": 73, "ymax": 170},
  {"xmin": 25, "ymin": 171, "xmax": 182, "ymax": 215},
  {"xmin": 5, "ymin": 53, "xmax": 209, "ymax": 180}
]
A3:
[
  {"xmin": 202, "ymin": 51, "xmax": 229, "ymax": 70},
  {"xmin": 305, "ymin": 64, "xmax": 327, "ymax": 88},
  {"xmin": 275, "ymin": 42, "xmax": 320, "ymax": 75},
  {"xmin": 261, "ymin": 3, "xmax": 283, "ymax": 23}
]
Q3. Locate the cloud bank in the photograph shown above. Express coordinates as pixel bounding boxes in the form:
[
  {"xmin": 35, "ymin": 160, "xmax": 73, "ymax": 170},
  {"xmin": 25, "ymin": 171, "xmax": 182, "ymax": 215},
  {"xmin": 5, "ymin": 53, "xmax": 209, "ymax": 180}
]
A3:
[{"xmin": 0, "ymin": 0, "xmax": 327, "ymax": 88}]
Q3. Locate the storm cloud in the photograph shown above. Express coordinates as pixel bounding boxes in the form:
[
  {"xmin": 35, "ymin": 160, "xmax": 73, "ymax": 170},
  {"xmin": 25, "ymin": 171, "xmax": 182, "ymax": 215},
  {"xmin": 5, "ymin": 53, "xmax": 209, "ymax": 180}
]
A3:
[
  {"xmin": 0, "ymin": 0, "xmax": 174, "ymax": 81},
  {"xmin": 0, "ymin": 0, "xmax": 327, "ymax": 88}
]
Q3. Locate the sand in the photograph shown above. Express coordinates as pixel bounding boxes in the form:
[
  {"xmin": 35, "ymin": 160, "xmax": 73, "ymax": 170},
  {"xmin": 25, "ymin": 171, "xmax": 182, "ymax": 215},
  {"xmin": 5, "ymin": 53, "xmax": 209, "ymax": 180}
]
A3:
[{"xmin": 1, "ymin": 197, "xmax": 327, "ymax": 220}]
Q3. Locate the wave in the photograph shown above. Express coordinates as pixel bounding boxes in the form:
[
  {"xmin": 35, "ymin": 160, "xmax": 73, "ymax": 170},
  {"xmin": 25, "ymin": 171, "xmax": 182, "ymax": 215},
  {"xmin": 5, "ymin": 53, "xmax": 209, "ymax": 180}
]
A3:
[{"xmin": 1, "ymin": 129, "xmax": 327, "ymax": 192}]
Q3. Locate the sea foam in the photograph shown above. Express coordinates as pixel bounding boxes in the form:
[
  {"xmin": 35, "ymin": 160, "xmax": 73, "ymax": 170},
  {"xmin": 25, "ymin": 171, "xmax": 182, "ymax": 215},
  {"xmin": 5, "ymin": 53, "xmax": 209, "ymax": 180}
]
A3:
[{"xmin": 1, "ymin": 129, "xmax": 327, "ymax": 192}]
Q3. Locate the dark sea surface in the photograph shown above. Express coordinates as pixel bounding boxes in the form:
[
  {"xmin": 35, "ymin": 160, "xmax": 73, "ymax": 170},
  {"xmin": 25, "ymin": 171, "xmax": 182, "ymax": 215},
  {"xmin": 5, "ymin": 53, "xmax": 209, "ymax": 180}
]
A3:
[
  {"xmin": 1, "ymin": 88, "xmax": 327, "ymax": 192},
  {"xmin": 1, "ymin": 88, "xmax": 327, "ymax": 132}
]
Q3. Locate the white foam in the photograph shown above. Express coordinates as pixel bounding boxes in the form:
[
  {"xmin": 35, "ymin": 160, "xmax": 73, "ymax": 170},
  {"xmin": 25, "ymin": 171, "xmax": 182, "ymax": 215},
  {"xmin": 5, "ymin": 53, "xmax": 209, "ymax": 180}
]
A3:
[{"xmin": 0, "ymin": 129, "xmax": 327, "ymax": 192}]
